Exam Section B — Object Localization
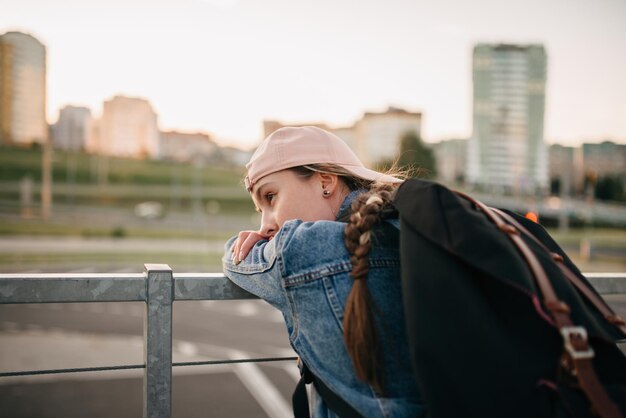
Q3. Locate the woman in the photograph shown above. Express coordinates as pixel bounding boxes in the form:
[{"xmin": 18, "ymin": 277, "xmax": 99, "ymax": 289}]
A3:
[{"xmin": 222, "ymin": 126, "xmax": 424, "ymax": 417}]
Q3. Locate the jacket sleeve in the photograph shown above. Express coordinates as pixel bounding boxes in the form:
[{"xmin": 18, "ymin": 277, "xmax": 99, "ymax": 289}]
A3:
[{"xmin": 222, "ymin": 223, "xmax": 293, "ymax": 311}]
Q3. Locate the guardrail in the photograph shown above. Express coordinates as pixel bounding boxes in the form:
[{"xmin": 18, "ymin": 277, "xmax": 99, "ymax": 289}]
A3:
[{"xmin": 1, "ymin": 265, "xmax": 625, "ymax": 418}]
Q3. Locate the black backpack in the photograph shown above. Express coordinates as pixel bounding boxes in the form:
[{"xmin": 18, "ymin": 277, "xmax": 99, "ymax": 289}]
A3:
[
  {"xmin": 394, "ymin": 179, "xmax": 626, "ymax": 418},
  {"xmin": 293, "ymin": 179, "xmax": 626, "ymax": 418}
]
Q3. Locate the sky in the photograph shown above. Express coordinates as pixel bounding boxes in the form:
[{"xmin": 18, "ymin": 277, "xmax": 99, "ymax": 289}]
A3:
[{"xmin": 1, "ymin": 0, "xmax": 625, "ymax": 149}]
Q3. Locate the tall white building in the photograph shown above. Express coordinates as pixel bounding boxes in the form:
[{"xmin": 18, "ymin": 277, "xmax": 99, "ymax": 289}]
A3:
[
  {"xmin": 96, "ymin": 95, "xmax": 159, "ymax": 159},
  {"xmin": 0, "ymin": 31, "xmax": 47, "ymax": 146},
  {"xmin": 467, "ymin": 44, "xmax": 548, "ymax": 193},
  {"xmin": 52, "ymin": 105, "xmax": 93, "ymax": 151}
]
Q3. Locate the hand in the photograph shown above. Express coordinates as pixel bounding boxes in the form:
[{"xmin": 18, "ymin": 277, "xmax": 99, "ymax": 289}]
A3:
[{"xmin": 231, "ymin": 230, "xmax": 271, "ymax": 264}]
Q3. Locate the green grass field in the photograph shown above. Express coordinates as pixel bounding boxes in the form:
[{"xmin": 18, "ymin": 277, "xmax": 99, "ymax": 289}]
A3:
[
  {"xmin": 0, "ymin": 145, "xmax": 254, "ymax": 212},
  {"xmin": 0, "ymin": 145, "xmax": 246, "ymax": 186}
]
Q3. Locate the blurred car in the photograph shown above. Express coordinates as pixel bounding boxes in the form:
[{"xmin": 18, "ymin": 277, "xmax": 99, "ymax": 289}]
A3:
[{"xmin": 134, "ymin": 201, "xmax": 164, "ymax": 219}]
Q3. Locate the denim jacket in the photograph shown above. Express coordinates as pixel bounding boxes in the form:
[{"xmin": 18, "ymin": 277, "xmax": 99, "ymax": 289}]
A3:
[{"xmin": 222, "ymin": 190, "xmax": 424, "ymax": 418}]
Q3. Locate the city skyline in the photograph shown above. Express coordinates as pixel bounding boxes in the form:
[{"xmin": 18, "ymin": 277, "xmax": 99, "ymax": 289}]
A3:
[{"xmin": 1, "ymin": 0, "xmax": 625, "ymax": 149}]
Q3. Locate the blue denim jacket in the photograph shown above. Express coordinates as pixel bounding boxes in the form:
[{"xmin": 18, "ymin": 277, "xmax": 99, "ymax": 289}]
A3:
[{"xmin": 222, "ymin": 191, "xmax": 424, "ymax": 418}]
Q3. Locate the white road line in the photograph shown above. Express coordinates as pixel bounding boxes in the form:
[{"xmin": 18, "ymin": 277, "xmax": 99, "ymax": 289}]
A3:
[
  {"xmin": 228, "ymin": 349, "xmax": 292, "ymax": 418},
  {"xmin": 235, "ymin": 301, "xmax": 260, "ymax": 317},
  {"xmin": 268, "ymin": 309, "xmax": 284, "ymax": 323},
  {"xmin": 199, "ymin": 299, "xmax": 286, "ymax": 323},
  {"xmin": 177, "ymin": 341, "xmax": 199, "ymax": 357},
  {"xmin": 282, "ymin": 362, "xmax": 301, "ymax": 383}
]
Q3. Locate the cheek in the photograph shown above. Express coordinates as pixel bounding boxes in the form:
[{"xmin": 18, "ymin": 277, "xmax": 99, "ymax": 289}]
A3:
[
  {"xmin": 274, "ymin": 196, "xmax": 317, "ymax": 224},
  {"xmin": 290, "ymin": 196, "xmax": 330, "ymax": 222}
]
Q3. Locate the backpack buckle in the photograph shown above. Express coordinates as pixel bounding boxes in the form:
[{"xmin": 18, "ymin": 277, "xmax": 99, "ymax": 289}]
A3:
[{"xmin": 561, "ymin": 326, "xmax": 594, "ymax": 360}]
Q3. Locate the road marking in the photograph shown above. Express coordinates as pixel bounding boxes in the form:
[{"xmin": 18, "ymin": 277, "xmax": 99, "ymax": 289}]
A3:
[
  {"xmin": 178, "ymin": 341, "xmax": 199, "ymax": 357},
  {"xmin": 228, "ymin": 349, "xmax": 292, "ymax": 418},
  {"xmin": 235, "ymin": 301, "xmax": 260, "ymax": 317},
  {"xmin": 282, "ymin": 362, "xmax": 301, "ymax": 383},
  {"xmin": 199, "ymin": 299, "xmax": 286, "ymax": 323},
  {"xmin": 268, "ymin": 309, "xmax": 284, "ymax": 323}
]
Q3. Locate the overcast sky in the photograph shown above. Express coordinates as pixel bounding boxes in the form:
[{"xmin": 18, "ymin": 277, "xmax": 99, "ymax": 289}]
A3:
[{"xmin": 1, "ymin": 0, "xmax": 625, "ymax": 148}]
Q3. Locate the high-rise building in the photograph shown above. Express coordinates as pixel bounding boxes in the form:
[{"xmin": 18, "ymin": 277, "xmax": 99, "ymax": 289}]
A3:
[
  {"xmin": 467, "ymin": 44, "xmax": 548, "ymax": 193},
  {"xmin": 96, "ymin": 95, "xmax": 159, "ymax": 159},
  {"xmin": 51, "ymin": 105, "xmax": 93, "ymax": 151},
  {"xmin": 0, "ymin": 31, "xmax": 47, "ymax": 146}
]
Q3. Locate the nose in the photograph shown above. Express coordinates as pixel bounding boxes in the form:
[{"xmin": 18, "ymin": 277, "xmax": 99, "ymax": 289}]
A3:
[{"xmin": 260, "ymin": 212, "xmax": 278, "ymax": 238}]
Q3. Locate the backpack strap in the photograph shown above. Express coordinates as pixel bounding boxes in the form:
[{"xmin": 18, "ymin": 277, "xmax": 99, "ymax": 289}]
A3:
[
  {"xmin": 292, "ymin": 360, "xmax": 364, "ymax": 418},
  {"xmin": 491, "ymin": 207, "xmax": 626, "ymax": 337},
  {"xmin": 455, "ymin": 191, "xmax": 623, "ymax": 418}
]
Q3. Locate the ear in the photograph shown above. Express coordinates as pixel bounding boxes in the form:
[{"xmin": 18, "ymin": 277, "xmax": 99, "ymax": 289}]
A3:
[{"xmin": 318, "ymin": 172, "xmax": 340, "ymax": 194}]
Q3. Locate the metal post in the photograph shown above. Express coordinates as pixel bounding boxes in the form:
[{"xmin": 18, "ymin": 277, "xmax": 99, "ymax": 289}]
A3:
[
  {"xmin": 41, "ymin": 137, "xmax": 52, "ymax": 220},
  {"xmin": 143, "ymin": 264, "xmax": 173, "ymax": 418}
]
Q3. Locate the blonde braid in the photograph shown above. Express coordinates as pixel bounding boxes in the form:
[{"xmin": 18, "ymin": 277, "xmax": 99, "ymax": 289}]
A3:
[{"xmin": 342, "ymin": 183, "xmax": 396, "ymax": 394}]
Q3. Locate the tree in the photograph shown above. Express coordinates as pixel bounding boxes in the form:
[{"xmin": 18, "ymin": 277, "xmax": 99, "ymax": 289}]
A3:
[
  {"xmin": 595, "ymin": 175, "xmax": 625, "ymax": 202},
  {"xmin": 397, "ymin": 131, "xmax": 437, "ymax": 178}
]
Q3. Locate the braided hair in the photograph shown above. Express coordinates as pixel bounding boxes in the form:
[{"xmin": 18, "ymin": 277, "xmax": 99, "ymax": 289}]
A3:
[{"xmin": 343, "ymin": 183, "xmax": 396, "ymax": 394}]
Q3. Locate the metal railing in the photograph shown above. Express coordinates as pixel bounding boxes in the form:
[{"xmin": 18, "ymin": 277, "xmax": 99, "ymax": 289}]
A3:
[{"xmin": 0, "ymin": 265, "xmax": 625, "ymax": 418}]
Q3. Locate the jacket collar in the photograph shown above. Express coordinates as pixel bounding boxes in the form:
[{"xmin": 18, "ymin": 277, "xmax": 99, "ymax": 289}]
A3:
[{"xmin": 335, "ymin": 189, "xmax": 365, "ymax": 222}]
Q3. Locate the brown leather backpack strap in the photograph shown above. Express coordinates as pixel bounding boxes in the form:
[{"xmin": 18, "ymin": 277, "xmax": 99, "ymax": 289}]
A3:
[
  {"xmin": 454, "ymin": 191, "xmax": 624, "ymax": 418},
  {"xmin": 491, "ymin": 208, "xmax": 626, "ymax": 337}
]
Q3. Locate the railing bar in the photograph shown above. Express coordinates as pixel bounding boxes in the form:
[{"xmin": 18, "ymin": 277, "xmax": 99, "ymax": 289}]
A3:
[
  {"xmin": 173, "ymin": 357, "xmax": 298, "ymax": 367},
  {"xmin": 0, "ymin": 364, "xmax": 146, "ymax": 377},
  {"xmin": 0, "ymin": 356, "xmax": 299, "ymax": 378}
]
